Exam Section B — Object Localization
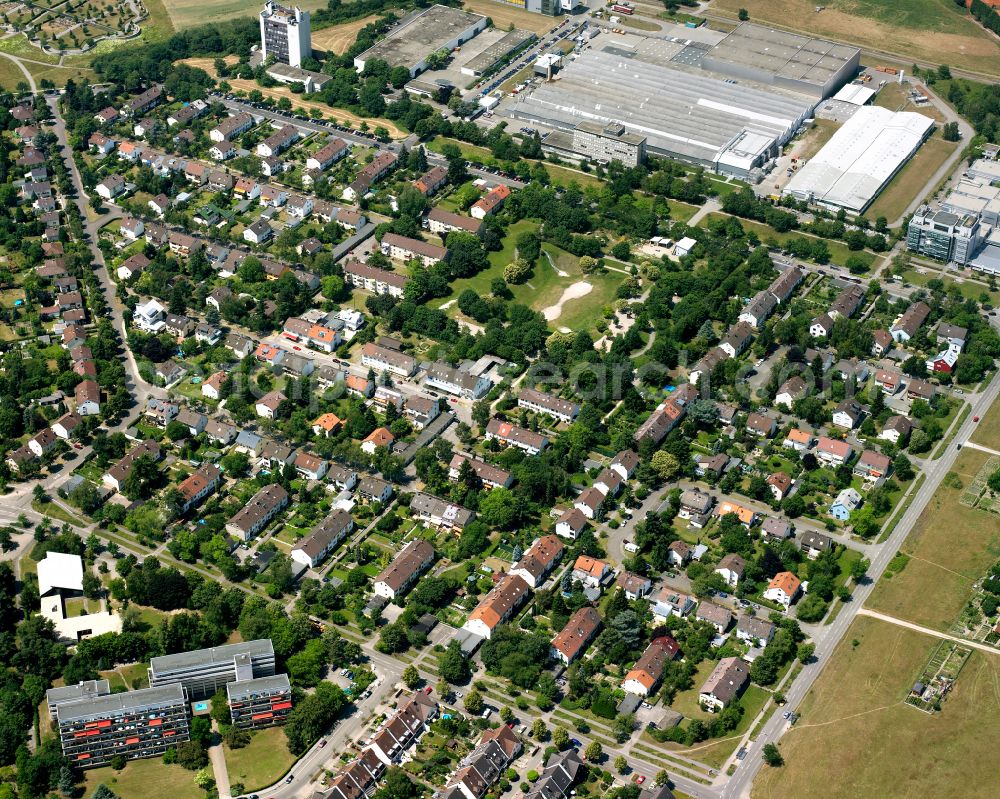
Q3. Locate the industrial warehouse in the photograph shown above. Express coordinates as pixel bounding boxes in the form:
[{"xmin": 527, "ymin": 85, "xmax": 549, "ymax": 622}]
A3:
[
  {"xmin": 783, "ymin": 106, "xmax": 935, "ymax": 212},
  {"xmin": 353, "ymin": 5, "xmax": 489, "ymax": 78},
  {"xmin": 512, "ymin": 23, "xmax": 861, "ymax": 179}
]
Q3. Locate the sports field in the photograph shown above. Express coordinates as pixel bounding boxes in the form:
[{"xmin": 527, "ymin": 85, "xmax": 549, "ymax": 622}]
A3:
[
  {"xmin": 867, "ymin": 448, "xmax": 998, "ymax": 631},
  {"xmin": 712, "ymin": 0, "xmax": 1000, "ymax": 77},
  {"xmin": 752, "ymin": 615, "xmax": 1000, "ymax": 799}
]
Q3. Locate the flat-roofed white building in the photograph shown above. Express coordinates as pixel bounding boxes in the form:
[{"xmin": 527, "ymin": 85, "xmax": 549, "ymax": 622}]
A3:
[{"xmin": 784, "ymin": 106, "xmax": 934, "ymax": 213}]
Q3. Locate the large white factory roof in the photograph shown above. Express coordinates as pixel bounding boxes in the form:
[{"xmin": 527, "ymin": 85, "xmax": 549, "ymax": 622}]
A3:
[
  {"xmin": 832, "ymin": 83, "xmax": 876, "ymax": 106},
  {"xmin": 783, "ymin": 106, "xmax": 934, "ymax": 212},
  {"xmin": 519, "ymin": 47, "xmax": 812, "ymax": 167}
]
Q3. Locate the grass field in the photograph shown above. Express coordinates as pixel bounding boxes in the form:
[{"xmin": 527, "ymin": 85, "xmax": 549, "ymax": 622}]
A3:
[
  {"xmin": 901, "ymin": 267, "xmax": 1000, "ymax": 306},
  {"xmin": 971, "ymin": 393, "xmax": 1000, "ymax": 450},
  {"xmin": 224, "ymin": 726, "xmax": 297, "ymax": 790},
  {"xmin": 82, "ymin": 758, "xmax": 204, "ymax": 799},
  {"xmin": 867, "ymin": 447, "xmax": 999, "ymax": 631},
  {"xmin": 865, "ymin": 134, "xmax": 958, "ymax": 223},
  {"xmin": 753, "ymin": 615, "xmax": 1000, "ymax": 799},
  {"xmin": 164, "ymin": 0, "xmax": 326, "ymax": 30},
  {"xmin": 312, "ymin": 15, "xmax": 382, "ymax": 56},
  {"xmin": 463, "ymin": 0, "xmax": 562, "ymax": 35},
  {"xmin": 790, "ymin": 119, "xmax": 839, "ymax": 161},
  {"xmin": 874, "ymin": 81, "xmax": 947, "ymax": 123},
  {"xmin": 712, "ymin": 0, "xmax": 1000, "ymax": 77}
]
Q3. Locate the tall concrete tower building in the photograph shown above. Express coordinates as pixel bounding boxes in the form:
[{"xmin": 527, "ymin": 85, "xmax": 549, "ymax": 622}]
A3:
[{"xmin": 259, "ymin": 2, "xmax": 311, "ymax": 67}]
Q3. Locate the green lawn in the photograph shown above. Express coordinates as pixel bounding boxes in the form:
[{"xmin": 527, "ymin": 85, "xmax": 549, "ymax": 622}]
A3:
[
  {"xmin": 900, "ymin": 268, "xmax": 1000, "ymax": 305},
  {"xmin": 865, "ymin": 135, "xmax": 958, "ymax": 223},
  {"xmin": 224, "ymin": 725, "xmax": 298, "ymax": 790},
  {"xmin": 82, "ymin": 757, "xmax": 204, "ymax": 799}
]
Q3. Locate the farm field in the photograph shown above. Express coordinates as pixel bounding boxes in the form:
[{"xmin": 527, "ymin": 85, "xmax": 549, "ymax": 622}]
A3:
[
  {"xmin": 224, "ymin": 725, "xmax": 297, "ymax": 791},
  {"xmin": 463, "ymin": 0, "xmax": 562, "ymax": 35},
  {"xmin": 711, "ymin": 0, "xmax": 1000, "ymax": 77},
  {"xmin": 867, "ymin": 448, "xmax": 999, "ymax": 632},
  {"xmin": 864, "ymin": 133, "xmax": 958, "ymax": 223},
  {"xmin": 82, "ymin": 758, "xmax": 205, "ymax": 799},
  {"xmin": 164, "ymin": 0, "xmax": 326, "ymax": 30},
  {"xmin": 752, "ymin": 615, "xmax": 1000, "ymax": 799}
]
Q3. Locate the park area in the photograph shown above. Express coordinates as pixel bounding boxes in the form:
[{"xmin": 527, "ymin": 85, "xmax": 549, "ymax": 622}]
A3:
[
  {"xmin": 712, "ymin": 0, "xmax": 1000, "ymax": 77},
  {"xmin": 438, "ymin": 219, "xmax": 629, "ymax": 335},
  {"xmin": 752, "ymin": 615, "xmax": 1000, "ymax": 799},
  {"xmin": 868, "ymin": 447, "xmax": 1000, "ymax": 632}
]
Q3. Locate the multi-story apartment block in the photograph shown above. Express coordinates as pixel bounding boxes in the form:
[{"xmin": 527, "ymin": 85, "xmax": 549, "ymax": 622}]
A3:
[
  {"xmin": 148, "ymin": 640, "xmax": 276, "ymax": 701},
  {"xmin": 227, "ymin": 674, "xmax": 293, "ymax": 729},
  {"xmin": 259, "ymin": 2, "xmax": 311, "ymax": 67},
  {"xmin": 55, "ymin": 683, "xmax": 190, "ymax": 768}
]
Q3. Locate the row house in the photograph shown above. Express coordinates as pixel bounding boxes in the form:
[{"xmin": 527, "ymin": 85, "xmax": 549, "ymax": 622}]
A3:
[
  {"xmin": 290, "ymin": 510, "xmax": 354, "ymax": 568},
  {"xmin": 380, "ymin": 233, "xmax": 448, "ymax": 267},
  {"xmin": 343, "ymin": 260, "xmax": 407, "ymax": 298},
  {"xmin": 342, "ymin": 151, "xmax": 397, "ymax": 201},
  {"xmin": 410, "ymin": 492, "xmax": 476, "ymax": 533},
  {"xmin": 485, "ymin": 418, "xmax": 548, "ymax": 455},
  {"xmin": 509, "ymin": 534, "xmax": 564, "ymax": 589},
  {"xmin": 517, "ymin": 387, "xmax": 580, "ymax": 424},
  {"xmin": 448, "ymin": 454, "xmax": 513, "ymax": 490},
  {"xmin": 373, "ymin": 539, "xmax": 435, "ymax": 600}
]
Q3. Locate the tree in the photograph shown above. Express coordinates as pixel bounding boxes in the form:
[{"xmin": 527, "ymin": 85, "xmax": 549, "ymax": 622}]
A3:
[
  {"xmin": 285, "ymin": 683, "xmax": 348, "ymax": 754},
  {"xmin": 91, "ymin": 786, "xmax": 120, "ymax": 799},
  {"xmin": 738, "ymin": 7, "xmax": 749, "ymax": 20},
  {"xmin": 176, "ymin": 741, "xmax": 208, "ymax": 770},
  {"xmin": 500, "ymin": 705, "xmax": 515, "ymax": 723},
  {"xmin": 375, "ymin": 768, "xmax": 421, "ymax": 799},
  {"xmin": 762, "ymin": 743, "xmax": 784, "ymax": 767},
  {"xmin": 552, "ymin": 726, "xmax": 569, "ymax": 749},
  {"xmin": 893, "ymin": 454, "xmax": 914, "ymax": 481},
  {"xmin": 650, "ymin": 450, "xmax": 680, "ymax": 482},
  {"xmin": 478, "ymin": 487, "xmax": 520, "ymax": 528},
  {"xmin": 615, "ymin": 755, "xmax": 628, "ymax": 773},
  {"xmin": 438, "ymin": 640, "xmax": 471, "ymax": 683},
  {"xmin": 57, "ymin": 765, "xmax": 75, "ymax": 797},
  {"xmin": 585, "ymin": 741, "xmax": 603, "ymax": 762},
  {"xmin": 851, "ymin": 557, "xmax": 870, "ymax": 581},
  {"xmin": 655, "ymin": 770, "xmax": 670, "ymax": 786},
  {"xmin": 797, "ymin": 642, "xmax": 815, "ymax": 664},
  {"xmin": 531, "ymin": 719, "xmax": 548, "ymax": 740},
  {"xmin": 613, "ymin": 713, "xmax": 635, "ymax": 743},
  {"xmin": 402, "ymin": 665, "xmax": 420, "ymax": 689},
  {"xmin": 464, "ymin": 688, "xmax": 484, "ymax": 715},
  {"xmin": 942, "ymin": 121, "xmax": 960, "ymax": 141}
]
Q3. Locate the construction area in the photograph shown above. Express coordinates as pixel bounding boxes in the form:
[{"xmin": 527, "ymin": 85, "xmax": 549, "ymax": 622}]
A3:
[{"xmin": 905, "ymin": 641, "xmax": 972, "ymax": 713}]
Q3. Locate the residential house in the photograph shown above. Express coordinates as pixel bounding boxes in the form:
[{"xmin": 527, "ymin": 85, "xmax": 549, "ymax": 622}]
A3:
[
  {"xmin": 874, "ymin": 368, "xmax": 903, "ymax": 395},
  {"xmin": 555, "ymin": 508, "xmax": 588, "ymax": 540},
  {"xmin": 615, "ymin": 572, "xmax": 652, "ymax": 601},
  {"xmin": 290, "ymin": 510, "xmax": 354, "ymax": 569},
  {"xmin": 816, "ymin": 436, "xmax": 853, "ymax": 466},
  {"xmin": 361, "ymin": 427, "xmax": 394, "ymax": 456},
  {"xmin": 776, "ymin": 376, "xmax": 807, "ymax": 409},
  {"xmin": 610, "ymin": 450, "xmax": 639, "ymax": 481},
  {"xmin": 699, "ymin": 657, "xmax": 750, "ymax": 711},
  {"xmin": 832, "ymin": 399, "xmax": 864, "ymax": 429},
  {"xmin": 767, "ymin": 472, "xmax": 792, "ymax": 502},
  {"xmin": 470, "ymin": 184, "xmax": 510, "ymax": 219},
  {"xmin": 890, "ymin": 301, "xmax": 931, "ymax": 343},
  {"xmin": 343, "ymin": 261, "xmax": 407, "ymax": 298},
  {"xmin": 746, "ymin": 412, "xmax": 776, "ymax": 438},
  {"xmin": 448, "ymin": 454, "xmax": 512, "ymax": 489},
  {"xmin": 830, "ymin": 487, "xmax": 862, "ymax": 520},
  {"xmin": 361, "ymin": 342, "xmax": 416, "ymax": 378},
  {"xmin": 714, "ymin": 553, "xmax": 746, "ymax": 588},
  {"xmin": 714, "ymin": 500, "xmax": 757, "ymax": 529},
  {"xmin": 879, "ymin": 415, "xmax": 912, "ymax": 444},
  {"xmin": 571, "ymin": 556, "xmax": 611, "ymax": 589},
  {"xmin": 517, "ymin": 388, "xmax": 580, "ymax": 424},
  {"xmin": 652, "ymin": 588, "xmax": 697, "ymax": 622},
  {"xmin": 294, "ymin": 452, "xmax": 328, "ymax": 481},
  {"xmin": 52, "ymin": 413, "xmax": 82, "ymax": 441},
  {"xmin": 800, "ymin": 531, "xmax": 833, "ymax": 559},
  {"xmin": 306, "ymin": 138, "xmax": 348, "ymax": 171},
  {"xmin": 373, "ymin": 540, "xmax": 436, "ymax": 599},
  {"xmin": 255, "ymin": 390, "xmax": 286, "ymax": 419},
  {"xmin": 425, "ymin": 361, "xmax": 491, "ymax": 399},
  {"xmin": 226, "ymin": 484, "xmax": 289, "ymax": 541},
  {"xmin": 462, "ymin": 574, "xmax": 531, "ymax": 640},
  {"xmin": 573, "ymin": 486, "xmax": 606, "ymax": 520},
  {"xmin": 667, "ymin": 540, "xmax": 691, "ymax": 568},
  {"xmin": 426, "ymin": 207, "xmax": 482, "ymax": 236},
  {"xmin": 176, "ymin": 464, "xmax": 222, "ymax": 513},
  {"xmin": 485, "ymin": 418, "xmax": 548, "ymax": 455},
  {"xmin": 763, "ymin": 571, "xmax": 801, "ymax": 608},
  {"xmin": 719, "ymin": 321, "xmax": 754, "ymax": 358},
  {"xmin": 410, "ymin": 492, "xmax": 475, "ymax": 533},
  {"xmin": 735, "ymin": 615, "xmax": 776, "ymax": 647},
  {"xmin": 622, "ymin": 638, "xmax": 678, "ymax": 696},
  {"xmin": 74, "ymin": 380, "xmax": 101, "ymax": 415},
  {"xmin": 738, "ymin": 290, "xmax": 777, "ymax": 328},
  {"xmin": 103, "ymin": 440, "xmax": 161, "ymax": 491},
  {"xmin": 358, "ymin": 476, "xmax": 393, "ymax": 504},
  {"xmin": 854, "ymin": 449, "xmax": 892, "ymax": 482},
  {"xmin": 510, "ymin": 535, "xmax": 564, "ymax": 589},
  {"xmin": 381, "ymin": 233, "xmax": 448, "ymax": 267}
]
